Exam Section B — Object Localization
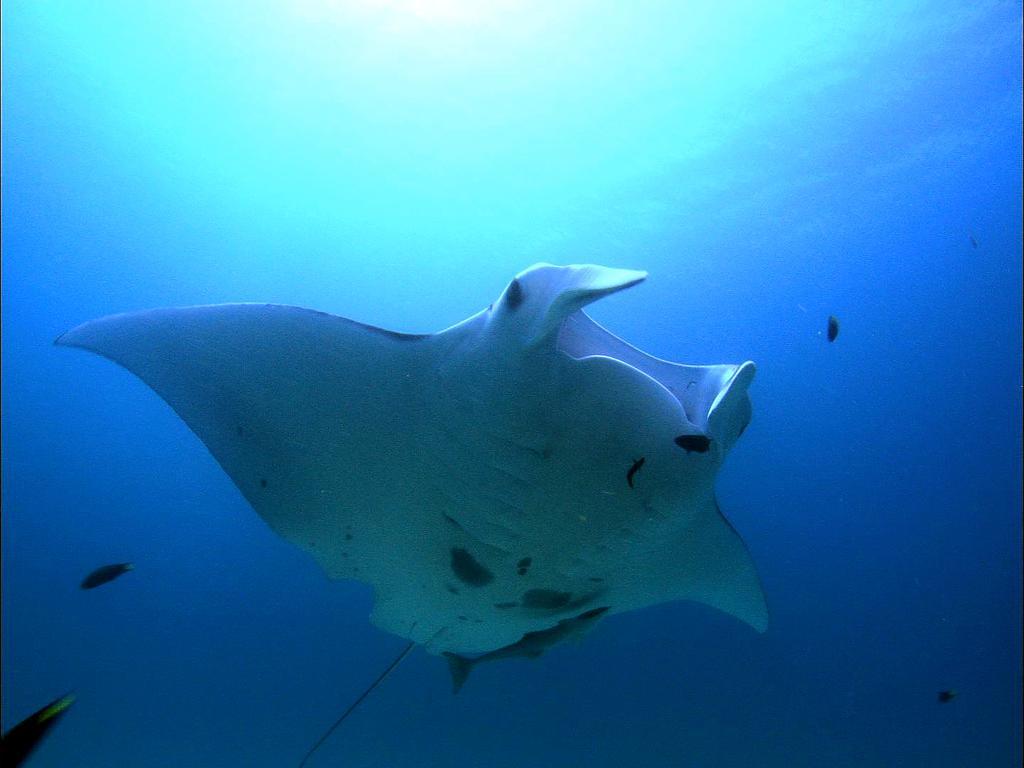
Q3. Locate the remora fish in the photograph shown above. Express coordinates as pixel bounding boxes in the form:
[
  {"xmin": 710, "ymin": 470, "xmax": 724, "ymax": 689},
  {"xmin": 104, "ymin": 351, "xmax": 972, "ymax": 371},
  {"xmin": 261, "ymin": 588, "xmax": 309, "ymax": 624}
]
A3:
[{"xmin": 444, "ymin": 606, "xmax": 610, "ymax": 693}]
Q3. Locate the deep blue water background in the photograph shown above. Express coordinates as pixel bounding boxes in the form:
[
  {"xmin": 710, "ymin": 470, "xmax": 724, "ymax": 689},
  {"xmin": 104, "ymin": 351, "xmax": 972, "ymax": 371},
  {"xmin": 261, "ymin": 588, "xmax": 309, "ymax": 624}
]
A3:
[{"xmin": 3, "ymin": 2, "xmax": 1022, "ymax": 766}]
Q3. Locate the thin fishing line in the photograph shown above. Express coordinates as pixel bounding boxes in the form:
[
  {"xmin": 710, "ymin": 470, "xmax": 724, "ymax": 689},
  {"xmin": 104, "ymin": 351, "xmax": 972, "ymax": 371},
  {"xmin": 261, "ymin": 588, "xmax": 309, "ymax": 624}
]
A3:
[{"xmin": 298, "ymin": 641, "xmax": 416, "ymax": 768}]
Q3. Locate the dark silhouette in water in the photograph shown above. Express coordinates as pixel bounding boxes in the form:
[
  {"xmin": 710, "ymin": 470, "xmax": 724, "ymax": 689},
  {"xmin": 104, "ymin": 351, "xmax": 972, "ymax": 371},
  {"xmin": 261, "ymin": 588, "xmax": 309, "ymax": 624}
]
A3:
[
  {"xmin": 80, "ymin": 563, "xmax": 133, "ymax": 590},
  {"xmin": 938, "ymin": 689, "xmax": 958, "ymax": 703},
  {"xmin": 969, "ymin": 234, "xmax": 978, "ymax": 249},
  {"xmin": 827, "ymin": 315, "xmax": 840, "ymax": 342},
  {"xmin": 0, "ymin": 692, "xmax": 75, "ymax": 767}
]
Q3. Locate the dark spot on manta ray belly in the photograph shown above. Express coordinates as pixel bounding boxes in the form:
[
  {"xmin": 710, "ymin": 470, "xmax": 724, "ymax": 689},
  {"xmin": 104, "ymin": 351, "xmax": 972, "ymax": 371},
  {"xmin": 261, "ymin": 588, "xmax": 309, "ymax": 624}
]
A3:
[
  {"xmin": 259, "ymin": 478, "xmax": 268, "ymax": 488},
  {"xmin": 505, "ymin": 278, "xmax": 524, "ymax": 309},
  {"xmin": 674, "ymin": 435, "xmax": 711, "ymax": 453},
  {"xmin": 450, "ymin": 548, "xmax": 494, "ymax": 586},
  {"xmin": 517, "ymin": 557, "xmax": 532, "ymax": 576},
  {"xmin": 626, "ymin": 457, "xmax": 645, "ymax": 488},
  {"xmin": 521, "ymin": 589, "xmax": 572, "ymax": 609}
]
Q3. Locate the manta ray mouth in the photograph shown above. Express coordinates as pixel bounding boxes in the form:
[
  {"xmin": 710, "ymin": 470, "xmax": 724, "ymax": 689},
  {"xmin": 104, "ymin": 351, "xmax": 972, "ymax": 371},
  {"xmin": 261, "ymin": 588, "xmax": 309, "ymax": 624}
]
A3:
[
  {"xmin": 555, "ymin": 308, "xmax": 754, "ymax": 446},
  {"xmin": 555, "ymin": 309, "xmax": 692, "ymax": 413},
  {"xmin": 554, "ymin": 310, "xmax": 635, "ymax": 360}
]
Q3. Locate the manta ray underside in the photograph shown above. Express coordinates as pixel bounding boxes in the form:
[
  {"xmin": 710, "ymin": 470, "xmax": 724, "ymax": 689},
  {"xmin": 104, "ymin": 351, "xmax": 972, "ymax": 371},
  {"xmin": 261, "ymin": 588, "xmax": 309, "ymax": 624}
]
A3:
[{"xmin": 58, "ymin": 262, "xmax": 767, "ymax": 657}]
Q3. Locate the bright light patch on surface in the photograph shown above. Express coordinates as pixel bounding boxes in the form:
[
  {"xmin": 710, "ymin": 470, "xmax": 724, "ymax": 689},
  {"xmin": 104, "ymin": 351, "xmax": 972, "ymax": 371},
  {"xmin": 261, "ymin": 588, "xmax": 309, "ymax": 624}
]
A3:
[
  {"xmin": 7, "ymin": 0, "xmax": 1008, "ymax": 264},
  {"xmin": 365, "ymin": 0, "xmax": 494, "ymax": 23},
  {"xmin": 295, "ymin": 0, "xmax": 510, "ymax": 26}
]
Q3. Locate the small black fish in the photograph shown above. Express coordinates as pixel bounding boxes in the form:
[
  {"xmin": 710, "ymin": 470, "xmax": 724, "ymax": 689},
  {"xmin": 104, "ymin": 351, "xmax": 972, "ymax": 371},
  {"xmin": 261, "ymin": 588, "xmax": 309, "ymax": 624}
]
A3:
[
  {"xmin": 626, "ymin": 457, "xmax": 645, "ymax": 488},
  {"xmin": 827, "ymin": 315, "xmax": 840, "ymax": 342},
  {"xmin": 0, "ymin": 692, "xmax": 75, "ymax": 767},
  {"xmin": 969, "ymin": 235, "xmax": 978, "ymax": 249},
  {"xmin": 674, "ymin": 435, "xmax": 710, "ymax": 453},
  {"xmin": 937, "ymin": 689, "xmax": 957, "ymax": 703},
  {"xmin": 80, "ymin": 563, "xmax": 134, "ymax": 590}
]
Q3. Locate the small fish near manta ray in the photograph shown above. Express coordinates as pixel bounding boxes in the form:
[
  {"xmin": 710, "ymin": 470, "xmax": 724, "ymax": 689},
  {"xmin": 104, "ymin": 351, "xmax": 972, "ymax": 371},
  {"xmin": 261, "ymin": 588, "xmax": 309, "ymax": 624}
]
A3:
[
  {"xmin": 80, "ymin": 562, "xmax": 134, "ymax": 590},
  {"xmin": 57, "ymin": 263, "xmax": 767, "ymax": 671},
  {"xmin": 0, "ymin": 693, "xmax": 75, "ymax": 767},
  {"xmin": 445, "ymin": 606, "xmax": 611, "ymax": 693}
]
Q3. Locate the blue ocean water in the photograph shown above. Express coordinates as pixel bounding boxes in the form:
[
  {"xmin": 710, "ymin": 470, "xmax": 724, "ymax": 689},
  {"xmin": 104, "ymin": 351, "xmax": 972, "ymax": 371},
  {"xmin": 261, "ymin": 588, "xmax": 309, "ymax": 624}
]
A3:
[{"xmin": 2, "ymin": 1, "xmax": 1021, "ymax": 766}]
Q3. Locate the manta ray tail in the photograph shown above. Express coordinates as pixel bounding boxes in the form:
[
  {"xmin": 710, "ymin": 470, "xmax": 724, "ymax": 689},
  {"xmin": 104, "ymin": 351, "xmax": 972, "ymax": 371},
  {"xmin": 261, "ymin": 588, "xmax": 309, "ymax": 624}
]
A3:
[
  {"xmin": 298, "ymin": 642, "xmax": 415, "ymax": 768},
  {"xmin": 443, "ymin": 653, "xmax": 474, "ymax": 695}
]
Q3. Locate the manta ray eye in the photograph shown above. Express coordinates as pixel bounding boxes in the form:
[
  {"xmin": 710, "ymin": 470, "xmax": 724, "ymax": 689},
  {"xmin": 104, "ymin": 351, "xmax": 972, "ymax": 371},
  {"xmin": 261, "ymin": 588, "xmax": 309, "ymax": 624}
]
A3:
[{"xmin": 505, "ymin": 278, "xmax": 524, "ymax": 309}]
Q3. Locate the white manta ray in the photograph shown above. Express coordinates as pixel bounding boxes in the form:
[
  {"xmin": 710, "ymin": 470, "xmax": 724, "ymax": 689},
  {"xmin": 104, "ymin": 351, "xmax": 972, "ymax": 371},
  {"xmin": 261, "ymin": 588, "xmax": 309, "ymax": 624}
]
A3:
[{"xmin": 58, "ymin": 263, "xmax": 767, "ymax": 657}]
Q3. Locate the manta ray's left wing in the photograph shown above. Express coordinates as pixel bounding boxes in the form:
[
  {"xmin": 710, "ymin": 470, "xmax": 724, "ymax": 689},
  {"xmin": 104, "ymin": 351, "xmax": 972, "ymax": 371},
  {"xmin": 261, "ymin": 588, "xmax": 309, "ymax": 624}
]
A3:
[{"xmin": 56, "ymin": 304, "xmax": 434, "ymax": 571}]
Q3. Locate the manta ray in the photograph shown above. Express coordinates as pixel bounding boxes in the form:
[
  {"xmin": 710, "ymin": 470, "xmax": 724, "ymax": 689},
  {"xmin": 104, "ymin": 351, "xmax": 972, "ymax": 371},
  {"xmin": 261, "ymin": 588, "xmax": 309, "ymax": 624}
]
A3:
[{"xmin": 57, "ymin": 263, "xmax": 767, "ymax": 662}]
